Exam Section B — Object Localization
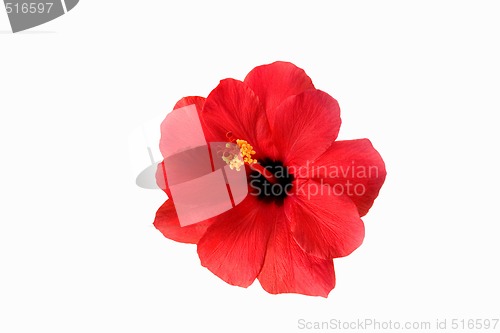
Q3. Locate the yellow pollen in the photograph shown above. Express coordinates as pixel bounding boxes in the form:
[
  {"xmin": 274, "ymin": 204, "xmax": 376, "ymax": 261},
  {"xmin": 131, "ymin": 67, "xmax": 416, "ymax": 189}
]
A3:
[
  {"xmin": 236, "ymin": 139, "xmax": 258, "ymax": 165},
  {"xmin": 221, "ymin": 139, "xmax": 258, "ymax": 171}
]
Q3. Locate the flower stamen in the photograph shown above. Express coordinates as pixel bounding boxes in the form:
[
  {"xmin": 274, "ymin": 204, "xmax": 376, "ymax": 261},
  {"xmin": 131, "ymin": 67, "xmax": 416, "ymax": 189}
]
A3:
[
  {"xmin": 220, "ymin": 139, "xmax": 278, "ymax": 184},
  {"xmin": 235, "ymin": 139, "xmax": 257, "ymax": 165},
  {"xmin": 221, "ymin": 139, "xmax": 257, "ymax": 171}
]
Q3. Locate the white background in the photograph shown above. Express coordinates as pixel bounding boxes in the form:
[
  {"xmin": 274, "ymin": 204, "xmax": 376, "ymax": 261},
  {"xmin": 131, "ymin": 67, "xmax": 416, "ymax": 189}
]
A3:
[{"xmin": 1, "ymin": 1, "xmax": 499, "ymax": 332}]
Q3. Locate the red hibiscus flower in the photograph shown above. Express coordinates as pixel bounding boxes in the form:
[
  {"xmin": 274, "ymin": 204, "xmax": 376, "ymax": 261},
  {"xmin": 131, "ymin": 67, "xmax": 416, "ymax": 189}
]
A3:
[{"xmin": 153, "ymin": 61, "xmax": 386, "ymax": 297}]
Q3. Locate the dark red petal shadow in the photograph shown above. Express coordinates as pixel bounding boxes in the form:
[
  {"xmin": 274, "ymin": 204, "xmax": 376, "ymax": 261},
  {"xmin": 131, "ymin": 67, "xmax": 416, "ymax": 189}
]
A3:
[
  {"xmin": 258, "ymin": 209, "xmax": 335, "ymax": 297},
  {"xmin": 287, "ymin": 179, "xmax": 365, "ymax": 260},
  {"xmin": 310, "ymin": 139, "xmax": 386, "ymax": 217}
]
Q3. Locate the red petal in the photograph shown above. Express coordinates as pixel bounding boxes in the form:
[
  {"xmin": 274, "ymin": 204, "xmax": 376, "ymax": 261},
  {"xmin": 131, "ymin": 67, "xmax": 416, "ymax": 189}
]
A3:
[
  {"xmin": 153, "ymin": 199, "xmax": 213, "ymax": 244},
  {"xmin": 155, "ymin": 160, "xmax": 171, "ymax": 197},
  {"xmin": 258, "ymin": 210, "xmax": 335, "ymax": 297},
  {"xmin": 270, "ymin": 90, "xmax": 341, "ymax": 167},
  {"xmin": 244, "ymin": 61, "xmax": 315, "ymax": 116},
  {"xmin": 310, "ymin": 139, "xmax": 386, "ymax": 217},
  {"xmin": 159, "ymin": 96, "xmax": 207, "ymax": 159},
  {"xmin": 287, "ymin": 179, "xmax": 365, "ymax": 259},
  {"xmin": 197, "ymin": 197, "xmax": 273, "ymax": 288},
  {"xmin": 201, "ymin": 79, "xmax": 276, "ymax": 160},
  {"xmin": 173, "ymin": 96, "xmax": 205, "ymax": 111},
  {"xmin": 157, "ymin": 96, "xmax": 207, "ymax": 197}
]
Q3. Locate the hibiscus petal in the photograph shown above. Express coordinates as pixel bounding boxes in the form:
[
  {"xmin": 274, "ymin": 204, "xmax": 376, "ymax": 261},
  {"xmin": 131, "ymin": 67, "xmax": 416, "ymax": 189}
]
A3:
[
  {"xmin": 287, "ymin": 180, "xmax": 365, "ymax": 260},
  {"xmin": 153, "ymin": 199, "xmax": 213, "ymax": 244},
  {"xmin": 155, "ymin": 160, "xmax": 171, "ymax": 197},
  {"xmin": 159, "ymin": 96, "xmax": 207, "ymax": 159},
  {"xmin": 310, "ymin": 139, "xmax": 386, "ymax": 217},
  {"xmin": 197, "ymin": 197, "xmax": 273, "ymax": 288},
  {"xmin": 258, "ymin": 210, "xmax": 335, "ymax": 297},
  {"xmin": 244, "ymin": 61, "xmax": 315, "ymax": 118},
  {"xmin": 173, "ymin": 96, "xmax": 205, "ymax": 111},
  {"xmin": 270, "ymin": 90, "xmax": 341, "ymax": 167},
  {"xmin": 201, "ymin": 78, "xmax": 276, "ymax": 160},
  {"xmin": 157, "ymin": 96, "xmax": 207, "ymax": 197}
]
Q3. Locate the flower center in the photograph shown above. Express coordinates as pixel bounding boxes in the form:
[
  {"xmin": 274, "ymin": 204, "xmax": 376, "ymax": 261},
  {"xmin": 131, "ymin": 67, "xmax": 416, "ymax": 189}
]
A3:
[
  {"xmin": 220, "ymin": 139, "xmax": 294, "ymax": 204},
  {"xmin": 249, "ymin": 159, "xmax": 294, "ymax": 205}
]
